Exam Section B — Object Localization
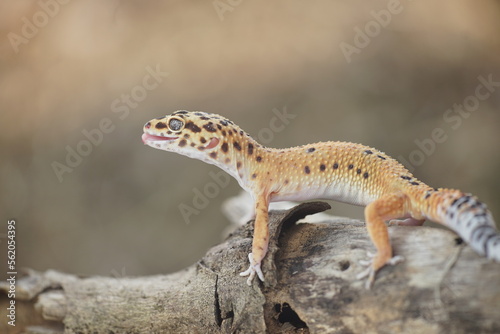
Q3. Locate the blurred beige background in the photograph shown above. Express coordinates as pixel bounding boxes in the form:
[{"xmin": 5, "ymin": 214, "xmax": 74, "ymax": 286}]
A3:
[{"xmin": 1, "ymin": 1, "xmax": 499, "ymax": 279}]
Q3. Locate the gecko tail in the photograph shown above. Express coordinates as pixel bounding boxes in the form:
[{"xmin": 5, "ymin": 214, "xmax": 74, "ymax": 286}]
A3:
[{"xmin": 428, "ymin": 189, "xmax": 500, "ymax": 262}]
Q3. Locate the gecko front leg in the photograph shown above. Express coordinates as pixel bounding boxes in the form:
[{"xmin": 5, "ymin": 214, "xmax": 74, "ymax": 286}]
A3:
[{"xmin": 240, "ymin": 194, "xmax": 270, "ymax": 285}]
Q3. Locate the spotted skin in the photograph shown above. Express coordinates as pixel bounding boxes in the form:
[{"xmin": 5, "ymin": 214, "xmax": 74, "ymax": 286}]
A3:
[{"xmin": 142, "ymin": 110, "xmax": 500, "ymax": 289}]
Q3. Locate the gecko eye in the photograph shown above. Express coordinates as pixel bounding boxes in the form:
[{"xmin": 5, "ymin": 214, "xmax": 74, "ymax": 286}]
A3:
[{"xmin": 168, "ymin": 117, "xmax": 184, "ymax": 132}]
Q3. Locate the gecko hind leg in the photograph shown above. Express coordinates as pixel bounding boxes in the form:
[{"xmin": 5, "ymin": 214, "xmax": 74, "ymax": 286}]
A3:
[{"xmin": 360, "ymin": 193, "xmax": 409, "ymax": 289}]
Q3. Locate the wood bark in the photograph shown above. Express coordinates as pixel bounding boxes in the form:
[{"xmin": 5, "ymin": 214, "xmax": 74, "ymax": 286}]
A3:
[{"xmin": 1, "ymin": 201, "xmax": 500, "ymax": 333}]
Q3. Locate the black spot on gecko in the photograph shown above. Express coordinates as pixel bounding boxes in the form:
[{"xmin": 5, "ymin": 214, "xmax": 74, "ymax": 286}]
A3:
[
  {"xmin": 174, "ymin": 110, "xmax": 188, "ymax": 115},
  {"xmin": 194, "ymin": 112, "xmax": 203, "ymax": 116},
  {"xmin": 470, "ymin": 226, "xmax": 495, "ymax": 252},
  {"xmin": 425, "ymin": 192, "xmax": 431, "ymax": 199},
  {"xmin": 217, "ymin": 124, "xmax": 222, "ymax": 130},
  {"xmin": 178, "ymin": 139, "xmax": 187, "ymax": 147},
  {"xmin": 239, "ymin": 130, "xmax": 244, "ymax": 135},
  {"xmin": 209, "ymin": 152, "xmax": 217, "ymax": 159},
  {"xmin": 457, "ymin": 196, "xmax": 472, "ymax": 208},
  {"xmin": 203, "ymin": 123, "xmax": 217, "ymax": 132},
  {"xmin": 410, "ymin": 181, "xmax": 420, "ymax": 186},
  {"xmin": 466, "ymin": 219, "xmax": 474, "ymax": 228},
  {"xmin": 247, "ymin": 143, "xmax": 254, "ymax": 155},
  {"xmin": 183, "ymin": 133, "xmax": 190, "ymax": 139},
  {"xmin": 197, "ymin": 146, "xmax": 205, "ymax": 151},
  {"xmin": 348, "ymin": 164, "xmax": 354, "ymax": 170},
  {"xmin": 166, "ymin": 130, "xmax": 173, "ymax": 135},
  {"xmin": 252, "ymin": 173, "xmax": 257, "ymax": 179},
  {"xmin": 256, "ymin": 156, "xmax": 262, "ymax": 162},
  {"xmin": 225, "ymin": 158, "xmax": 231, "ymax": 163},
  {"xmin": 228, "ymin": 130, "xmax": 233, "ymax": 136},
  {"xmin": 364, "ymin": 150, "xmax": 373, "ymax": 154},
  {"xmin": 483, "ymin": 233, "xmax": 498, "ymax": 256},
  {"xmin": 333, "ymin": 163, "xmax": 339, "ymax": 169},
  {"xmin": 307, "ymin": 147, "xmax": 315, "ymax": 153},
  {"xmin": 401, "ymin": 176, "xmax": 412, "ymax": 180},
  {"xmin": 304, "ymin": 166, "xmax": 310, "ymax": 174},
  {"xmin": 237, "ymin": 161, "xmax": 242, "ymax": 169},
  {"xmin": 220, "ymin": 120, "xmax": 229, "ymax": 126},
  {"xmin": 155, "ymin": 122, "xmax": 167, "ymax": 129},
  {"xmin": 363, "ymin": 172, "xmax": 369, "ymax": 179},
  {"xmin": 233, "ymin": 141, "xmax": 242, "ymax": 151},
  {"xmin": 200, "ymin": 137, "xmax": 207, "ymax": 144},
  {"xmin": 221, "ymin": 142, "xmax": 229, "ymax": 153},
  {"xmin": 284, "ymin": 179, "xmax": 289, "ymax": 184},
  {"xmin": 470, "ymin": 201, "xmax": 485, "ymax": 210},
  {"xmin": 356, "ymin": 168, "xmax": 362, "ymax": 174},
  {"xmin": 221, "ymin": 130, "xmax": 227, "ymax": 136},
  {"xmin": 377, "ymin": 155, "xmax": 386, "ymax": 160},
  {"xmin": 185, "ymin": 121, "xmax": 201, "ymax": 133},
  {"xmin": 200, "ymin": 116, "xmax": 210, "ymax": 120},
  {"xmin": 190, "ymin": 143, "xmax": 195, "ymax": 147},
  {"xmin": 320, "ymin": 164, "xmax": 326, "ymax": 171}
]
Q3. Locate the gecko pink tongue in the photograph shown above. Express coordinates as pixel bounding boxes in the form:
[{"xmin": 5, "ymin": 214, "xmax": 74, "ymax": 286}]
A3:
[{"xmin": 141, "ymin": 133, "xmax": 177, "ymax": 143}]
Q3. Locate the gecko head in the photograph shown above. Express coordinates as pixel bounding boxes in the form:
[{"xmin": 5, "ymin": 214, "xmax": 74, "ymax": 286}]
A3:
[{"xmin": 142, "ymin": 110, "xmax": 233, "ymax": 158}]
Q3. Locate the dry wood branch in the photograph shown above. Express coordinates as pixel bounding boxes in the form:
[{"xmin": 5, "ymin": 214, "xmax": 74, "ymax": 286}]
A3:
[{"xmin": 1, "ymin": 202, "xmax": 500, "ymax": 333}]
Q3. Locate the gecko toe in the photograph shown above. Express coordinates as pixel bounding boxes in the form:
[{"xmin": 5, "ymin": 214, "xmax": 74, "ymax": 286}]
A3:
[
  {"xmin": 387, "ymin": 255, "xmax": 404, "ymax": 265},
  {"xmin": 356, "ymin": 266, "xmax": 371, "ymax": 280},
  {"xmin": 357, "ymin": 254, "xmax": 404, "ymax": 289},
  {"xmin": 240, "ymin": 253, "xmax": 265, "ymax": 285}
]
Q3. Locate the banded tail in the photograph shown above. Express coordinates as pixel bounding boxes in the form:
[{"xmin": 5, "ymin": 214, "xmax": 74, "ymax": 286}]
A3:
[{"xmin": 424, "ymin": 189, "xmax": 500, "ymax": 261}]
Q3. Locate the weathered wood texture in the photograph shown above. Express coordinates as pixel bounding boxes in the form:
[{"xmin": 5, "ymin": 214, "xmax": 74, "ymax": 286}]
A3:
[{"xmin": 1, "ymin": 202, "xmax": 500, "ymax": 333}]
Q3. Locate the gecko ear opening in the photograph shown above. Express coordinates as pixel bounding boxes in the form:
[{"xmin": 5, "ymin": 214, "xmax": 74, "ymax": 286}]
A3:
[{"xmin": 206, "ymin": 137, "xmax": 220, "ymax": 149}]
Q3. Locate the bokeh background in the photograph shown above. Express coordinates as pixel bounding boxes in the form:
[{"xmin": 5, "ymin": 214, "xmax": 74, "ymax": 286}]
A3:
[{"xmin": 1, "ymin": 1, "xmax": 499, "ymax": 279}]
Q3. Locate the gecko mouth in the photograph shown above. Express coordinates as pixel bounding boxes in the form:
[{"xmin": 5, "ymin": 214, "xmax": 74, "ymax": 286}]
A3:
[{"xmin": 142, "ymin": 132, "xmax": 178, "ymax": 144}]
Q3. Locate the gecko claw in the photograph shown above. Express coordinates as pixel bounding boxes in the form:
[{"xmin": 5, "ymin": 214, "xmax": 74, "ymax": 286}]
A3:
[
  {"xmin": 356, "ymin": 267, "xmax": 371, "ymax": 280},
  {"xmin": 358, "ymin": 251, "xmax": 375, "ymax": 266},
  {"xmin": 355, "ymin": 266, "xmax": 377, "ymax": 289},
  {"xmin": 387, "ymin": 255, "xmax": 405, "ymax": 265},
  {"xmin": 240, "ymin": 253, "xmax": 264, "ymax": 285},
  {"xmin": 366, "ymin": 251, "xmax": 376, "ymax": 258},
  {"xmin": 357, "ymin": 253, "xmax": 405, "ymax": 289}
]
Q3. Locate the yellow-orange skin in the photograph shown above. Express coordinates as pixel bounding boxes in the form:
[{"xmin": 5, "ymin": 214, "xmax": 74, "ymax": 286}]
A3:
[{"xmin": 142, "ymin": 111, "xmax": 481, "ymax": 288}]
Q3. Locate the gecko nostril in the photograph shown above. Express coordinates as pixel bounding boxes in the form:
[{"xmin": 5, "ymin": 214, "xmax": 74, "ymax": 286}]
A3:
[{"xmin": 145, "ymin": 122, "xmax": 151, "ymax": 129}]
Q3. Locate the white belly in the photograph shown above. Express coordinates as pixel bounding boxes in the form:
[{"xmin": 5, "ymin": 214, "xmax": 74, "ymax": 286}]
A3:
[{"xmin": 270, "ymin": 181, "xmax": 377, "ymax": 207}]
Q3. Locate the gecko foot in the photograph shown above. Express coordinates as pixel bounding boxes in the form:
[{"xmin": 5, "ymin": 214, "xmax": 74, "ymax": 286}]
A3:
[
  {"xmin": 357, "ymin": 252, "xmax": 404, "ymax": 289},
  {"xmin": 239, "ymin": 253, "xmax": 264, "ymax": 285}
]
